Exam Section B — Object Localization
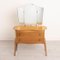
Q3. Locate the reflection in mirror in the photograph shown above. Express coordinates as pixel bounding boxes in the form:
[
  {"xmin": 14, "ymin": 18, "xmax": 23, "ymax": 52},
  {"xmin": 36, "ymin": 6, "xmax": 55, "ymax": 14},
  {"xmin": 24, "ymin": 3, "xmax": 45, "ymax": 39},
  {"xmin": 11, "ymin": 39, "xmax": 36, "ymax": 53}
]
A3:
[{"xmin": 17, "ymin": 4, "xmax": 44, "ymax": 26}]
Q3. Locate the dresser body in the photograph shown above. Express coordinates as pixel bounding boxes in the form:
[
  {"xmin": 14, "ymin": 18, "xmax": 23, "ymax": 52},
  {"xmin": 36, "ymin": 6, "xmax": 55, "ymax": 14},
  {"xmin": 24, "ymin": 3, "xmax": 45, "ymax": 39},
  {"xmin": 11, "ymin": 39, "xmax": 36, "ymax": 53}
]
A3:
[{"xmin": 14, "ymin": 26, "xmax": 47, "ymax": 56}]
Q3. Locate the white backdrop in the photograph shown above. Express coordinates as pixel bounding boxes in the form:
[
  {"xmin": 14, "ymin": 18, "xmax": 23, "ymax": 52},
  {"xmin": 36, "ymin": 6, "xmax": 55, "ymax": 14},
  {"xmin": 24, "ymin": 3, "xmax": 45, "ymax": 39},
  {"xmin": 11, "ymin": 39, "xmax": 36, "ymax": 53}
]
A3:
[{"xmin": 0, "ymin": 0, "xmax": 60, "ymax": 41}]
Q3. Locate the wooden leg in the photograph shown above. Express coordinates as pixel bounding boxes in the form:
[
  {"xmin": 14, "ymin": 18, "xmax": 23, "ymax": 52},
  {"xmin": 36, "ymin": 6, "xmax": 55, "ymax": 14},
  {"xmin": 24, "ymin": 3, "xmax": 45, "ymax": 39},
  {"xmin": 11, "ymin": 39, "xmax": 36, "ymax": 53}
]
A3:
[
  {"xmin": 14, "ymin": 42, "xmax": 17, "ymax": 56},
  {"xmin": 44, "ymin": 40, "xmax": 47, "ymax": 56}
]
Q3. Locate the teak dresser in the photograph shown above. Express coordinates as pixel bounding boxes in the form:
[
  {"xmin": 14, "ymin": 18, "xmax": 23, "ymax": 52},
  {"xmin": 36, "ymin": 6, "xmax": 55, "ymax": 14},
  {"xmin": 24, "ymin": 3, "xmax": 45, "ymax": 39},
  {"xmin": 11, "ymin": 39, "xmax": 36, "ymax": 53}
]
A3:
[{"xmin": 14, "ymin": 26, "xmax": 47, "ymax": 56}]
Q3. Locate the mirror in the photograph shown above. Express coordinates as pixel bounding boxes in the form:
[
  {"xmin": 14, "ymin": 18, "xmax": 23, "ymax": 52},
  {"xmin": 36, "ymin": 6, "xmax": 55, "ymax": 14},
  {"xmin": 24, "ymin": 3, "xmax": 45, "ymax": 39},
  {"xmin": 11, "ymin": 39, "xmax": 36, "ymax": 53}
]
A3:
[{"xmin": 17, "ymin": 4, "xmax": 44, "ymax": 26}]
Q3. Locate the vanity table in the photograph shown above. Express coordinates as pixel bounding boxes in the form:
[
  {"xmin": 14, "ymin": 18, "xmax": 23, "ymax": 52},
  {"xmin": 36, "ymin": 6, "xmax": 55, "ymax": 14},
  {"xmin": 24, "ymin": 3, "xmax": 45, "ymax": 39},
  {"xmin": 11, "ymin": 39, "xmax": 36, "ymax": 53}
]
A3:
[{"xmin": 13, "ymin": 4, "xmax": 47, "ymax": 56}]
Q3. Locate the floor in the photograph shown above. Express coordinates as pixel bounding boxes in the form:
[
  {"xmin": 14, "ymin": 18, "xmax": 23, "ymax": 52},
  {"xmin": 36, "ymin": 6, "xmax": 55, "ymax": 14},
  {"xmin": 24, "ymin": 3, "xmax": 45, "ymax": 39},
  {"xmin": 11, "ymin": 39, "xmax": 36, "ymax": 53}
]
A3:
[{"xmin": 0, "ymin": 40, "xmax": 60, "ymax": 60}]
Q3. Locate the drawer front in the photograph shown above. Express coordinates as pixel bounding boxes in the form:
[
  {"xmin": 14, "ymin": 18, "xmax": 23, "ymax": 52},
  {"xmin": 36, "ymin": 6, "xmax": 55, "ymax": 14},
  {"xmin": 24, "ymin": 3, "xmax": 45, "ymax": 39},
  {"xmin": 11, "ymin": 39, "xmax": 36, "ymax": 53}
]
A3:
[
  {"xmin": 16, "ymin": 30, "xmax": 44, "ymax": 44},
  {"xmin": 16, "ymin": 36, "xmax": 44, "ymax": 44},
  {"xmin": 16, "ymin": 30, "xmax": 44, "ymax": 38}
]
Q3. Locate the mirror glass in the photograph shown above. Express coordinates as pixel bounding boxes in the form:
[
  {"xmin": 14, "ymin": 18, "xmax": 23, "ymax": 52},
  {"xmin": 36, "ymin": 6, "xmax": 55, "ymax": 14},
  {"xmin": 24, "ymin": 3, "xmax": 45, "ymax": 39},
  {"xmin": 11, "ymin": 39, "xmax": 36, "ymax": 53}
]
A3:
[{"xmin": 17, "ymin": 4, "xmax": 44, "ymax": 26}]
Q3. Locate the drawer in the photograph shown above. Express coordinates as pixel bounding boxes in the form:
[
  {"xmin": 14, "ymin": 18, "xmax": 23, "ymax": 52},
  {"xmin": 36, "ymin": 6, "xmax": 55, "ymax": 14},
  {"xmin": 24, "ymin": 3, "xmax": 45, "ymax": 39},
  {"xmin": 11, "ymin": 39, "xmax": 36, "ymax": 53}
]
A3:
[
  {"xmin": 16, "ymin": 30, "xmax": 44, "ymax": 38},
  {"xmin": 16, "ymin": 36, "xmax": 44, "ymax": 44}
]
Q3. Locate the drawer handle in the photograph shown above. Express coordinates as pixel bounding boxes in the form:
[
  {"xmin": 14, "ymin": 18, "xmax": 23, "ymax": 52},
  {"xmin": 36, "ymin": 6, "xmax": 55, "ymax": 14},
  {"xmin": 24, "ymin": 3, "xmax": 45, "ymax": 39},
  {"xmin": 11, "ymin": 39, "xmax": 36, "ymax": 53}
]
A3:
[
  {"xmin": 39, "ymin": 33, "xmax": 40, "ymax": 36},
  {"xmin": 39, "ymin": 39, "xmax": 40, "ymax": 41}
]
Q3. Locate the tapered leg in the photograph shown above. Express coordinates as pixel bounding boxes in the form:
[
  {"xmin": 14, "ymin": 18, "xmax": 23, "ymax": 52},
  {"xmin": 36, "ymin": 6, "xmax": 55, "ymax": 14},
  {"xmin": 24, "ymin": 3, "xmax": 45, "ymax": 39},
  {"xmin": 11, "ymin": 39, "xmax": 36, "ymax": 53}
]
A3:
[
  {"xmin": 44, "ymin": 40, "xmax": 47, "ymax": 56},
  {"xmin": 14, "ymin": 41, "xmax": 17, "ymax": 56}
]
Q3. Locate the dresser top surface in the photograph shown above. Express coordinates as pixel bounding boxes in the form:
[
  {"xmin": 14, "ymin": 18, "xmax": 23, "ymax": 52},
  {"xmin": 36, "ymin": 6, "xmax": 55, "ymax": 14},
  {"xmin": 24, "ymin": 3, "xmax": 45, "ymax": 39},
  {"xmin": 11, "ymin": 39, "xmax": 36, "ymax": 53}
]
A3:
[{"xmin": 14, "ymin": 26, "xmax": 47, "ymax": 31}]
